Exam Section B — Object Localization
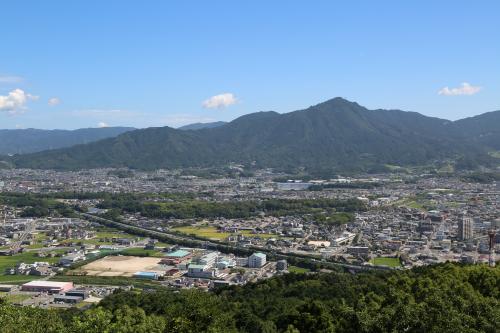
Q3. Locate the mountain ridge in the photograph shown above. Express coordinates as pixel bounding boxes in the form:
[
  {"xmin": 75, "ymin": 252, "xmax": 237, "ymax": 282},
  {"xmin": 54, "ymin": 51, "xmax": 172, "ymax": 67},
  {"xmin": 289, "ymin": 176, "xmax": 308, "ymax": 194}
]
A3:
[
  {"xmin": 0, "ymin": 127, "xmax": 135, "ymax": 155},
  {"xmin": 5, "ymin": 98, "xmax": 500, "ymax": 172},
  {"xmin": 178, "ymin": 121, "xmax": 227, "ymax": 130}
]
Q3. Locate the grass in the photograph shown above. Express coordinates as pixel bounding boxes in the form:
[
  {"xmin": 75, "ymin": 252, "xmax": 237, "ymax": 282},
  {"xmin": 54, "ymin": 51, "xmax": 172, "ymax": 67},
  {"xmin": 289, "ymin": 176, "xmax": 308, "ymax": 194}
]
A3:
[
  {"xmin": 370, "ymin": 257, "xmax": 401, "ymax": 267},
  {"xmin": 0, "ymin": 292, "xmax": 32, "ymax": 304},
  {"xmin": 59, "ymin": 231, "xmax": 143, "ymax": 246},
  {"xmin": 173, "ymin": 225, "xmax": 277, "ymax": 241},
  {"xmin": 173, "ymin": 226, "xmax": 228, "ymax": 240},
  {"xmin": 394, "ymin": 197, "xmax": 437, "ymax": 210},
  {"xmin": 288, "ymin": 266, "xmax": 310, "ymax": 274},
  {"xmin": 0, "ymin": 275, "xmax": 42, "ymax": 284},
  {"xmin": 0, "ymin": 251, "xmax": 62, "ymax": 275},
  {"xmin": 393, "ymin": 198, "xmax": 424, "ymax": 209},
  {"xmin": 117, "ymin": 248, "xmax": 164, "ymax": 257}
]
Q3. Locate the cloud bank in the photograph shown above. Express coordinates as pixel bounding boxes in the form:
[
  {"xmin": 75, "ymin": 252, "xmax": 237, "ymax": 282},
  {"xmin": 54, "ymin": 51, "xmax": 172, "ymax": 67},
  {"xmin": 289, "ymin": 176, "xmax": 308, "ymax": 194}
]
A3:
[
  {"xmin": 438, "ymin": 82, "xmax": 481, "ymax": 96},
  {"xmin": 202, "ymin": 93, "xmax": 238, "ymax": 109}
]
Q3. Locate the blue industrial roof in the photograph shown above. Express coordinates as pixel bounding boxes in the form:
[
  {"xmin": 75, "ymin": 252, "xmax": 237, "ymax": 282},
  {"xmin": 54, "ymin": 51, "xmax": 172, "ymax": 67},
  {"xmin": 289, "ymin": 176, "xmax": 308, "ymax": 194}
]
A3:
[
  {"xmin": 165, "ymin": 250, "xmax": 190, "ymax": 258},
  {"xmin": 133, "ymin": 271, "xmax": 158, "ymax": 278}
]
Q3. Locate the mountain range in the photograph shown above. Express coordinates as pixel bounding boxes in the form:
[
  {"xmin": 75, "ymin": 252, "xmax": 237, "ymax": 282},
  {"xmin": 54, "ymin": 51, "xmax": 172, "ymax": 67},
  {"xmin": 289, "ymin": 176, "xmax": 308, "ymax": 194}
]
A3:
[
  {"xmin": 178, "ymin": 121, "xmax": 227, "ymax": 130},
  {"xmin": 3, "ymin": 98, "xmax": 500, "ymax": 172},
  {"xmin": 0, "ymin": 127, "xmax": 134, "ymax": 155}
]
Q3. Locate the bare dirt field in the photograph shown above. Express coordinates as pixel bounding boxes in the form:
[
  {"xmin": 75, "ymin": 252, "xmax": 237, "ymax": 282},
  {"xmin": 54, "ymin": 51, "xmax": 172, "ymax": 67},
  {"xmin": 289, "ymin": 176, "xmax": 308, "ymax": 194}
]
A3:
[{"xmin": 78, "ymin": 256, "xmax": 164, "ymax": 277}]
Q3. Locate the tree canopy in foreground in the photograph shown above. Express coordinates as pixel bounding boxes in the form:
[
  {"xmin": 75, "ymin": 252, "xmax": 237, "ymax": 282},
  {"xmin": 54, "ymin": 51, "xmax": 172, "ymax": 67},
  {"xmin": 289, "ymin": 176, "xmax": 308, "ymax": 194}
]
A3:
[{"xmin": 0, "ymin": 263, "xmax": 498, "ymax": 333}]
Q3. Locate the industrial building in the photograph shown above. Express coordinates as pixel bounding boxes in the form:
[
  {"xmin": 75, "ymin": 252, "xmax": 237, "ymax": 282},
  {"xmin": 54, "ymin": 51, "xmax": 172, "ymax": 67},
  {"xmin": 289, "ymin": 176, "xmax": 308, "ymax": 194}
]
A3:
[
  {"xmin": 21, "ymin": 280, "xmax": 74, "ymax": 293},
  {"xmin": 187, "ymin": 264, "xmax": 216, "ymax": 278},
  {"xmin": 160, "ymin": 249, "xmax": 192, "ymax": 265},
  {"xmin": 133, "ymin": 271, "xmax": 161, "ymax": 280}
]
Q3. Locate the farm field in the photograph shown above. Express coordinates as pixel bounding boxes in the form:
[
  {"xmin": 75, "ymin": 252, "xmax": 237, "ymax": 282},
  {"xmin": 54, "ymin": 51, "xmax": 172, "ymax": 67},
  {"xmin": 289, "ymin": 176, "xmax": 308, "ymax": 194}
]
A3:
[
  {"xmin": 64, "ymin": 230, "xmax": 142, "ymax": 245},
  {"xmin": 370, "ymin": 257, "xmax": 401, "ymax": 267},
  {"xmin": 0, "ymin": 275, "xmax": 41, "ymax": 284},
  {"xmin": 173, "ymin": 225, "xmax": 277, "ymax": 240},
  {"xmin": 0, "ymin": 250, "xmax": 64, "ymax": 276},
  {"xmin": 118, "ymin": 248, "xmax": 164, "ymax": 257},
  {"xmin": 288, "ymin": 266, "xmax": 310, "ymax": 273}
]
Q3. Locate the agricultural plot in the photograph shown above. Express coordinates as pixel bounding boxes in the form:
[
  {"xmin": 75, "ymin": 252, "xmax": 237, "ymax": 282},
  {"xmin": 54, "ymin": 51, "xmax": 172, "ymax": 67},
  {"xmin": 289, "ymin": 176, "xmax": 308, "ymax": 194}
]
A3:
[
  {"xmin": 370, "ymin": 257, "xmax": 401, "ymax": 267},
  {"xmin": 173, "ymin": 225, "xmax": 277, "ymax": 240},
  {"xmin": 0, "ymin": 251, "xmax": 63, "ymax": 276}
]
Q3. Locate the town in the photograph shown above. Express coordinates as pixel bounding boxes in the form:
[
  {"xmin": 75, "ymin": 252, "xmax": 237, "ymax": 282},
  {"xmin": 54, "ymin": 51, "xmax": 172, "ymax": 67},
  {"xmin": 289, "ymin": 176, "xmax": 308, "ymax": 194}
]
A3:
[{"xmin": 0, "ymin": 167, "xmax": 498, "ymax": 308}]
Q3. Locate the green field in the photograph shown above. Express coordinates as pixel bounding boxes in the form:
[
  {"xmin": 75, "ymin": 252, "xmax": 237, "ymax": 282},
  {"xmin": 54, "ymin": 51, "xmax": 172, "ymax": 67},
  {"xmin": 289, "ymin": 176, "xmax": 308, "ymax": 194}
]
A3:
[
  {"xmin": 393, "ymin": 197, "xmax": 437, "ymax": 210},
  {"xmin": 117, "ymin": 248, "xmax": 164, "ymax": 257},
  {"xmin": 173, "ymin": 225, "xmax": 277, "ymax": 240},
  {"xmin": 59, "ymin": 230, "xmax": 143, "ymax": 246},
  {"xmin": 370, "ymin": 257, "xmax": 401, "ymax": 267},
  {"xmin": 0, "ymin": 251, "xmax": 63, "ymax": 276},
  {"xmin": 0, "ymin": 275, "xmax": 42, "ymax": 284},
  {"xmin": 0, "ymin": 292, "xmax": 32, "ymax": 304},
  {"xmin": 288, "ymin": 265, "xmax": 310, "ymax": 274}
]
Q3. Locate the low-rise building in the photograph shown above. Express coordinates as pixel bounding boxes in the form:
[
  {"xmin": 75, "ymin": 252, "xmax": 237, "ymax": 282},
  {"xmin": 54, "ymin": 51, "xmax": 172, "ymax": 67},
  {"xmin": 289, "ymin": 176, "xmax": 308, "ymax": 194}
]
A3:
[{"xmin": 21, "ymin": 281, "xmax": 74, "ymax": 294}]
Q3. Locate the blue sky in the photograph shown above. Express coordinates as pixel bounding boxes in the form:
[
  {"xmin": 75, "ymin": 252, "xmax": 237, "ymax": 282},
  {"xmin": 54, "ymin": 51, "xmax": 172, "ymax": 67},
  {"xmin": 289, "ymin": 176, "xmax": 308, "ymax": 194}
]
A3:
[{"xmin": 0, "ymin": 1, "xmax": 499, "ymax": 129}]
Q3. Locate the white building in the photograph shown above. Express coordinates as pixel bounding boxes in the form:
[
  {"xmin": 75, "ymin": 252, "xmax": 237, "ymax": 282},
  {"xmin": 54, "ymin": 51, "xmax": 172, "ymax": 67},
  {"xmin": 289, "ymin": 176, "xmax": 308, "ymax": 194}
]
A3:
[
  {"xmin": 248, "ymin": 252, "xmax": 266, "ymax": 268},
  {"xmin": 459, "ymin": 216, "xmax": 474, "ymax": 240}
]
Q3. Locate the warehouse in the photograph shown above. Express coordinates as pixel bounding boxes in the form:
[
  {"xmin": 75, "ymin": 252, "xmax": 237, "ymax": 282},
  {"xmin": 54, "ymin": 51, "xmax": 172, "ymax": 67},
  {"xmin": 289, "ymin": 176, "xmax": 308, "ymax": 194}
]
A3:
[
  {"xmin": 133, "ymin": 271, "xmax": 160, "ymax": 280},
  {"xmin": 21, "ymin": 280, "xmax": 74, "ymax": 293}
]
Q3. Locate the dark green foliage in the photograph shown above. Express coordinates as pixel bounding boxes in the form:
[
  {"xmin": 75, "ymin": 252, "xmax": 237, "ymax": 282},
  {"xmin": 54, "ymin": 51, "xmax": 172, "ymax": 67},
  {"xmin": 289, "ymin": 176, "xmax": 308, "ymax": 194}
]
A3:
[
  {"xmin": 7, "ymin": 98, "xmax": 500, "ymax": 171},
  {"xmin": 312, "ymin": 212, "xmax": 354, "ymax": 226},
  {"xmin": 462, "ymin": 172, "xmax": 500, "ymax": 183},
  {"xmin": 0, "ymin": 193, "xmax": 78, "ymax": 218},
  {"xmin": 178, "ymin": 121, "xmax": 227, "ymax": 130},
  {"xmin": 97, "ymin": 196, "xmax": 366, "ymax": 219},
  {"xmin": 1, "ymin": 263, "xmax": 498, "ymax": 332}
]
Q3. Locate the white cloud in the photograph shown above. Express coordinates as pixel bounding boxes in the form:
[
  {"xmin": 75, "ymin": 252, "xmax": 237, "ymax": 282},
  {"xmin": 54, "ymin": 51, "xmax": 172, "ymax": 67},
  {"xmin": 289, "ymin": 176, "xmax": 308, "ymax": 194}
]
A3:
[
  {"xmin": 97, "ymin": 122, "xmax": 109, "ymax": 128},
  {"xmin": 0, "ymin": 89, "xmax": 38, "ymax": 114},
  {"xmin": 0, "ymin": 75, "xmax": 23, "ymax": 84},
  {"xmin": 438, "ymin": 82, "xmax": 481, "ymax": 96},
  {"xmin": 202, "ymin": 93, "xmax": 238, "ymax": 109},
  {"xmin": 48, "ymin": 97, "xmax": 61, "ymax": 106}
]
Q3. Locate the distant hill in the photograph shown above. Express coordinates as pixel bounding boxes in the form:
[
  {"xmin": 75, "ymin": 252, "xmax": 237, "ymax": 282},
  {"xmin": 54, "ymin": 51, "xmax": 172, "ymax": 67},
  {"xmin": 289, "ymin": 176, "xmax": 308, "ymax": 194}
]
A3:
[
  {"xmin": 0, "ymin": 127, "xmax": 135, "ymax": 155},
  {"xmin": 6, "ymin": 98, "xmax": 500, "ymax": 171},
  {"xmin": 452, "ymin": 110, "xmax": 500, "ymax": 150},
  {"xmin": 178, "ymin": 121, "xmax": 227, "ymax": 130}
]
